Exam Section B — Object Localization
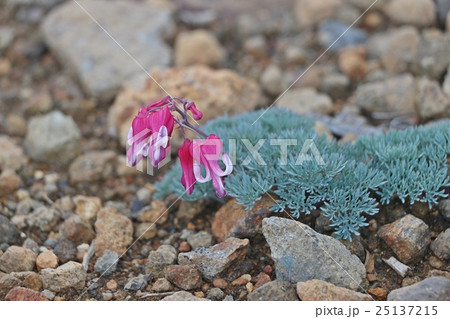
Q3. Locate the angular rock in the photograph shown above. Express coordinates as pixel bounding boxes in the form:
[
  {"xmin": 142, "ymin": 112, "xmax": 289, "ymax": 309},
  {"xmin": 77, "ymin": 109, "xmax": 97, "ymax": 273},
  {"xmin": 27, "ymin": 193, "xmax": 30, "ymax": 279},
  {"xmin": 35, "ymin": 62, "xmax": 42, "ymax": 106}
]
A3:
[
  {"xmin": 152, "ymin": 278, "xmax": 173, "ymax": 293},
  {"xmin": 178, "ymin": 237, "xmax": 249, "ymax": 281},
  {"xmin": 36, "ymin": 251, "xmax": 59, "ymax": 271},
  {"xmin": 165, "ymin": 265, "xmax": 203, "ymax": 290},
  {"xmin": 415, "ymin": 77, "xmax": 450, "ymax": 120},
  {"xmin": 206, "ymin": 287, "xmax": 224, "ymax": 300},
  {"xmin": 277, "ymin": 88, "xmax": 333, "ymax": 115},
  {"xmin": 212, "ymin": 197, "xmax": 273, "ymax": 242},
  {"xmin": 124, "ymin": 274, "xmax": 150, "ymax": 291},
  {"xmin": 145, "ymin": 245, "xmax": 177, "ymax": 278},
  {"xmin": 378, "ymin": 214, "xmax": 431, "ymax": 264},
  {"xmin": 24, "ymin": 111, "xmax": 81, "ymax": 165},
  {"xmin": 262, "ymin": 217, "xmax": 367, "ymax": 291},
  {"xmin": 0, "ymin": 246, "xmax": 37, "ymax": 273},
  {"xmin": 384, "ymin": 0, "xmax": 436, "ymax": 28},
  {"xmin": 0, "ymin": 215, "xmax": 21, "ymax": 246},
  {"xmin": 0, "ymin": 274, "xmax": 21, "ymax": 299},
  {"xmin": 10, "ymin": 271, "xmax": 42, "ymax": 292},
  {"xmin": 41, "ymin": 0, "xmax": 174, "ymax": 99},
  {"xmin": 26, "ymin": 207, "xmax": 60, "ymax": 233},
  {"xmin": 94, "ymin": 207, "xmax": 133, "ymax": 257},
  {"xmin": 69, "ymin": 150, "xmax": 116, "ymax": 183},
  {"xmin": 134, "ymin": 223, "xmax": 157, "ymax": 240},
  {"xmin": 94, "ymin": 250, "xmax": 118, "ymax": 276},
  {"xmin": 431, "ymin": 229, "xmax": 450, "ymax": 260},
  {"xmin": 136, "ymin": 199, "xmax": 168, "ymax": 224},
  {"xmin": 297, "ymin": 280, "xmax": 372, "ymax": 301},
  {"xmin": 176, "ymin": 200, "xmax": 206, "ymax": 220},
  {"xmin": 73, "ymin": 195, "xmax": 101, "ymax": 224},
  {"xmin": 247, "ymin": 280, "xmax": 298, "ymax": 301},
  {"xmin": 355, "ymin": 74, "xmax": 416, "ymax": 114},
  {"xmin": 162, "ymin": 291, "xmax": 206, "ymax": 301},
  {"xmin": 187, "ymin": 231, "xmax": 213, "ymax": 249},
  {"xmin": 59, "ymin": 214, "xmax": 95, "ymax": 244},
  {"xmin": 53, "ymin": 237, "xmax": 77, "ymax": 264},
  {"xmin": 5, "ymin": 287, "xmax": 47, "ymax": 301},
  {"xmin": 388, "ymin": 277, "xmax": 450, "ymax": 301},
  {"xmin": 41, "ymin": 261, "xmax": 86, "ymax": 292},
  {"xmin": 0, "ymin": 135, "xmax": 28, "ymax": 171},
  {"xmin": 175, "ymin": 30, "xmax": 225, "ymax": 67},
  {"xmin": 108, "ymin": 65, "xmax": 262, "ymax": 147}
]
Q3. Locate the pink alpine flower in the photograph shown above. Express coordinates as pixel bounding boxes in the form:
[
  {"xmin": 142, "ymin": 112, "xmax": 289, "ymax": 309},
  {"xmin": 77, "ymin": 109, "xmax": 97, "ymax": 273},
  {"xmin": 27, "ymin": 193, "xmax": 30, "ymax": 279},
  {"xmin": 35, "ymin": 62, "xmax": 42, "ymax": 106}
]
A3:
[
  {"xmin": 192, "ymin": 135, "xmax": 233, "ymax": 198},
  {"xmin": 127, "ymin": 96, "xmax": 174, "ymax": 167},
  {"xmin": 178, "ymin": 139, "xmax": 196, "ymax": 195},
  {"xmin": 127, "ymin": 96, "xmax": 232, "ymax": 199}
]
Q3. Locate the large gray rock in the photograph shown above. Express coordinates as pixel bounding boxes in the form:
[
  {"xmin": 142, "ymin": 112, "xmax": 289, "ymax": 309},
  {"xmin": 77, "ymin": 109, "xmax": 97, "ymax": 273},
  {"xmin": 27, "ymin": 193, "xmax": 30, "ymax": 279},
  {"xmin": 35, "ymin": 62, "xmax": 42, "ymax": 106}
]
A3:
[
  {"xmin": 387, "ymin": 277, "xmax": 450, "ymax": 301},
  {"xmin": 431, "ymin": 229, "xmax": 450, "ymax": 261},
  {"xmin": 262, "ymin": 217, "xmax": 367, "ymax": 291},
  {"xmin": 24, "ymin": 111, "xmax": 81, "ymax": 165},
  {"xmin": 41, "ymin": 0, "xmax": 174, "ymax": 99}
]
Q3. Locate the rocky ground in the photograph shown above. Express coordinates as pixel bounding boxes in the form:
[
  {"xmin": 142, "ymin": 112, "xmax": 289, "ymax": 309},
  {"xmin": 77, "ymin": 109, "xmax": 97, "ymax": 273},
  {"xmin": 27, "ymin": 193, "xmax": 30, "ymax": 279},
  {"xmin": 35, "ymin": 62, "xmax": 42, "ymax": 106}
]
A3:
[{"xmin": 0, "ymin": 0, "xmax": 450, "ymax": 301}]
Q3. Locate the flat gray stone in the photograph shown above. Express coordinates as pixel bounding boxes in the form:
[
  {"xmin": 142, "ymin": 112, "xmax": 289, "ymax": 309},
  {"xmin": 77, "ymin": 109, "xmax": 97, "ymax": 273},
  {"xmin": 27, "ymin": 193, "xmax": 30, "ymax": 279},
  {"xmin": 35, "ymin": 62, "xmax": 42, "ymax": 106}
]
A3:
[
  {"xmin": 388, "ymin": 277, "xmax": 450, "ymax": 301},
  {"xmin": 41, "ymin": 0, "xmax": 174, "ymax": 99},
  {"xmin": 262, "ymin": 217, "xmax": 367, "ymax": 291}
]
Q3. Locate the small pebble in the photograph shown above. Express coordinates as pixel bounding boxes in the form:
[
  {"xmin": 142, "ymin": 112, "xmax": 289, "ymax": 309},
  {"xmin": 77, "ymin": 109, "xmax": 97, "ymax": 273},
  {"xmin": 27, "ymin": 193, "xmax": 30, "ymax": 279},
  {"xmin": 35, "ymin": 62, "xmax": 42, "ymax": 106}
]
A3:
[
  {"xmin": 106, "ymin": 279, "xmax": 118, "ymax": 290},
  {"xmin": 232, "ymin": 274, "xmax": 251, "ymax": 286},
  {"xmin": 246, "ymin": 282, "xmax": 254, "ymax": 294},
  {"xmin": 213, "ymin": 278, "xmax": 227, "ymax": 289},
  {"xmin": 178, "ymin": 241, "xmax": 191, "ymax": 252}
]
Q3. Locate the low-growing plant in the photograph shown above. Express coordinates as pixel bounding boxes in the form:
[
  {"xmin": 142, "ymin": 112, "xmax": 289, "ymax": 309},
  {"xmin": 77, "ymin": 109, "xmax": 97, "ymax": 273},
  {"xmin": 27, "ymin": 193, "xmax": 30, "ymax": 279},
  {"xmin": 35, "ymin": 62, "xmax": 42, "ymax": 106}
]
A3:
[{"xmin": 155, "ymin": 108, "xmax": 450, "ymax": 240}]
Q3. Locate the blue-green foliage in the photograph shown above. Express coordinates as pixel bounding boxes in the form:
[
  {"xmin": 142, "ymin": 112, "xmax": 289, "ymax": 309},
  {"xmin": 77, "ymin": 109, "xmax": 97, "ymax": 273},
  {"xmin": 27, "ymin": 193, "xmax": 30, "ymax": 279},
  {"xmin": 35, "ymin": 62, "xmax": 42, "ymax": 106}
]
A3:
[{"xmin": 155, "ymin": 109, "xmax": 450, "ymax": 240}]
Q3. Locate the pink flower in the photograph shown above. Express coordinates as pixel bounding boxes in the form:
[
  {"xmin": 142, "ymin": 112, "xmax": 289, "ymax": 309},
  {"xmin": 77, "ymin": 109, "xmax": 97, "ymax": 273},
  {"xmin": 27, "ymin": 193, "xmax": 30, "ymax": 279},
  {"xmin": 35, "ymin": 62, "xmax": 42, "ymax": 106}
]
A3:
[
  {"xmin": 147, "ymin": 106, "xmax": 174, "ymax": 167},
  {"xmin": 127, "ymin": 96, "xmax": 174, "ymax": 167},
  {"xmin": 178, "ymin": 139, "xmax": 196, "ymax": 195},
  {"xmin": 186, "ymin": 102, "xmax": 203, "ymax": 120},
  {"xmin": 192, "ymin": 134, "xmax": 233, "ymax": 198}
]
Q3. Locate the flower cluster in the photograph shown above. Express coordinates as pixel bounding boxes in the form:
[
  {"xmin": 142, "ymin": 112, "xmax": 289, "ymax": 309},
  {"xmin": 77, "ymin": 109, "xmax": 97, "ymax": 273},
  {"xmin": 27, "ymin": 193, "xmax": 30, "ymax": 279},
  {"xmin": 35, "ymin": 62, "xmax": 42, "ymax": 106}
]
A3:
[{"xmin": 127, "ymin": 96, "xmax": 233, "ymax": 198}]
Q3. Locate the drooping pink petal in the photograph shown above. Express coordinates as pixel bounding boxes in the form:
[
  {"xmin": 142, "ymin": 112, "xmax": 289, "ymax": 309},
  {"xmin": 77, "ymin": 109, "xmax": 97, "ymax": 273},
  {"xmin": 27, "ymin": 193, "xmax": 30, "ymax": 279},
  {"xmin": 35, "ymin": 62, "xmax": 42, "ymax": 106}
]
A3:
[
  {"xmin": 211, "ymin": 172, "xmax": 227, "ymax": 198},
  {"xmin": 209, "ymin": 153, "xmax": 233, "ymax": 177},
  {"xmin": 146, "ymin": 96, "xmax": 172, "ymax": 110},
  {"xmin": 178, "ymin": 139, "xmax": 196, "ymax": 195}
]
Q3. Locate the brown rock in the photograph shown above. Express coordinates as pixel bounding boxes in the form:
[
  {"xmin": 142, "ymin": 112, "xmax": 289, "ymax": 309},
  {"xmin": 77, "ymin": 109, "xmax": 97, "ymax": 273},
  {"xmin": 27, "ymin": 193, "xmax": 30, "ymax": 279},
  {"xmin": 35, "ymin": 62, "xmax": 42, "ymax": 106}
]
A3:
[
  {"xmin": 5, "ymin": 287, "xmax": 47, "ymax": 301},
  {"xmin": 212, "ymin": 196, "xmax": 273, "ymax": 242},
  {"xmin": 338, "ymin": 46, "xmax": 367, "ymax": 80},
  {"xmin": 106, "ymin": 279, "xmax": 118, "ymax": 290},
  {"xmin": 94, "ymin": 207, "xmax": 133, "ymax": 257},
  {"xmin": 0, "ymin": 246, "xmax": 37, "ymax": 273},
  {"xmin": 137, "ymin": 200, "xmax": 168, "ymax": 224},
  {"xmin": 0, "ymin": 274, "xmax": 21, "ymax": 299},
  {"xmin": 263, "ymin": 265, "xmax": 273, "ymax": 275},
  {"xmin": 152, "ymin": 278, "xmax": 173, "ymax": 292},
  {"xmin": 174, "ymin": 30, "xmax": 225, "ymax": 67},
  {"xmin": 178, "ymin": 241, "xmax": 191, "ymax": 252},
  {"xmin": 231, "ymin": 274, "xmax": 251, "ymax": 286},
  {"xmin": 378, "ymin": 214, "xmax": 431, "ymax": 264},
  {"xmin": 59, "ymin": 215, "xmax": 95, "ymax": 244},
  {"xmin": 254, "ymin": 272, "xmax": 271, "ymax": 290},
  {"xmin": 21, "ymin": 272, "xmax": 43, "ymax": 291},
  {"xmin": 368, "ymin": 287, "xmax": 388, "ymax": 300},
  {"xmin": 0, "ymin": 170, "xmax": 21, "ymax": 197},
  {"xmin": 296, "ymin": 280, "xmax": 372, "ymax": 301},
  {"xmin": 36, "ymin": 251, "xmax": 59, "ymax": 271},
  {"xmin": 416, "ymin": 77, "xmax": 450, "ymax": 120},
  {"xmin": 294, "ymin": 0, "xmax": 342, "ymax": 28},
  {"xmin": 165, "ymin": 265, "xmax": 203, "ymax": 290},
  {"xmin": 0, "ymin": 136, "xmax": 28, "ymax": 171},
  {"xmin": 384, "ymin": 0, "xmax": 436, "ymax": 27},
  {"xmin": 178, "ymin": 237, "xmax": 249, "ymax": 281},
  {"xmin": 380, "ymin": 27, "xmax": 420, "ymax": 73},
  {"xmin": 107, "ymin": 65, "xmax": 262, "ymax": 147},
  {"xmin": 213, "ymin": 278, "xmax": 227, "ymax": 289},
  {"xmin": 73, "ymin": 195, "xmax": 101, "ymax": 224},
  {"xmin": 134, "ymin": 223, "xmax": 157, "ymax": 240},
  {"xmin": 69, "ymin": 150, "xmax": 116, "ymax": 183}
]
